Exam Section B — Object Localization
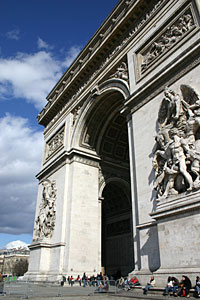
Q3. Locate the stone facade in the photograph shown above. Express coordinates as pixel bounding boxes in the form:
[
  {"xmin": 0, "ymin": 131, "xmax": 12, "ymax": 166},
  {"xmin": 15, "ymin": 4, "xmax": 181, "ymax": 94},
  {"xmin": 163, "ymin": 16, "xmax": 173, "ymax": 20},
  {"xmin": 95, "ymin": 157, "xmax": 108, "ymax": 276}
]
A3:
[{"xmin": 25, "ymin": 0, "xmax": 200, "ymax": 286}]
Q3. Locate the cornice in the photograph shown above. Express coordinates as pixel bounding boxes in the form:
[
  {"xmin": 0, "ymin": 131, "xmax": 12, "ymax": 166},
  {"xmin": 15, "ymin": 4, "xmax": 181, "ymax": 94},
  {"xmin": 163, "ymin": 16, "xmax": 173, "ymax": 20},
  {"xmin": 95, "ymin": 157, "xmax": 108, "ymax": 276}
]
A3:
[
  {"xmin": 38, "ymin": 0, "xmax": 166, "ymax": 128},
  {"xmin": 36, "ymin": 148, "xmax": 100, "ymax": 181}
]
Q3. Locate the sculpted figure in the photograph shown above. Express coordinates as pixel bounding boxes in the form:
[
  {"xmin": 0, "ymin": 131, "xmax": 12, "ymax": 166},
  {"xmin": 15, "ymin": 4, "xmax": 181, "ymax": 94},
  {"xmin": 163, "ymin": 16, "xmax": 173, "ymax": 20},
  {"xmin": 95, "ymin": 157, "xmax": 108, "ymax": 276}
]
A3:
[
  {"xmin": 33, "ymin": 179, "xmax": 56, "ymax": 240},
  {"xmin": 153, "ymin": 85, "xmax": 200, "ymax": 199},
  {"xmin": 168, "ymin": 128, "xmax": 193, "ymax": 191}
]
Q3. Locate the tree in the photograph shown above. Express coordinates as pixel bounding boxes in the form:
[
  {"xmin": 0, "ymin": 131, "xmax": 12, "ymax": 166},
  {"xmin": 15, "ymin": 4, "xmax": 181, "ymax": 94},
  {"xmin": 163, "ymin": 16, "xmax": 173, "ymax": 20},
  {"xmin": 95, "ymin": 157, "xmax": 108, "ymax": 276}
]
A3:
[{"xmin": 13, "ymin": 260, "xmax": 28, "ymax": 276}]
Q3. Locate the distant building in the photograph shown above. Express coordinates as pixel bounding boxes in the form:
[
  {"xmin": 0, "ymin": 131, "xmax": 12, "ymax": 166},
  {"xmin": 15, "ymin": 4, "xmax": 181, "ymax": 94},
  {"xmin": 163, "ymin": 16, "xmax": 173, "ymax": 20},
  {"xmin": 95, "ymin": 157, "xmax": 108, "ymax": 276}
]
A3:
[{"xmin": 0, "ymin": 248, "xmax": 30, "ymax": 275}]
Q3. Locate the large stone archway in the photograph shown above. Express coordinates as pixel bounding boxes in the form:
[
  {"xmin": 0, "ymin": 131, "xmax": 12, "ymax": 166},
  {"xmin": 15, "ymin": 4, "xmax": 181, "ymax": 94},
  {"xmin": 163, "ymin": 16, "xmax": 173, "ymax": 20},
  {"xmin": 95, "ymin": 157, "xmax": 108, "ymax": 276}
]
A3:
[{"xmin": 26, "ymin": 0, "xmax": 200, "ymax": 286}]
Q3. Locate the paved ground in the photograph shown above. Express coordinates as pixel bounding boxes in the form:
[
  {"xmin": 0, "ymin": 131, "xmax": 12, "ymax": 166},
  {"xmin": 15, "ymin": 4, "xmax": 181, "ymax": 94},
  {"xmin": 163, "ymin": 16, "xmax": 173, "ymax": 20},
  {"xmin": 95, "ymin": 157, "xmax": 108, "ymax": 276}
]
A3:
[{"xmin": 0, "ymin": 282, "xmax": 197, "ymax": 300}]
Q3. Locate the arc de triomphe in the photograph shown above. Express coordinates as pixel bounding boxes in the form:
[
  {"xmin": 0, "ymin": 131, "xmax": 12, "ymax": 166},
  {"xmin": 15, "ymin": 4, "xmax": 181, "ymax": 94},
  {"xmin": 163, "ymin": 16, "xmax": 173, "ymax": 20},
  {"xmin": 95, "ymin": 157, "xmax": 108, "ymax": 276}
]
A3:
[{"xmin": 25, "ymin": 0, "xmax": 200, "ymax": 284}]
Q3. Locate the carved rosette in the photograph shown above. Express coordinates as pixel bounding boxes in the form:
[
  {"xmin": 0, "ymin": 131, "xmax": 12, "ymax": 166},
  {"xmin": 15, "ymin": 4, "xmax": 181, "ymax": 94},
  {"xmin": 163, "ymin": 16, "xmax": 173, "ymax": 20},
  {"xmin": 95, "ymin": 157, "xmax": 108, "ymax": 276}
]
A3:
[
  {"xmin": 33, "ymin": 179, "xmax": 57, "ymax": 241},
  {"xmin": 153, "ymin": 85, "xmax": 200, "ymax": 200},
  {"xmin": 45, "ymin": 126, "xmax": 64, "ymax": 160}
]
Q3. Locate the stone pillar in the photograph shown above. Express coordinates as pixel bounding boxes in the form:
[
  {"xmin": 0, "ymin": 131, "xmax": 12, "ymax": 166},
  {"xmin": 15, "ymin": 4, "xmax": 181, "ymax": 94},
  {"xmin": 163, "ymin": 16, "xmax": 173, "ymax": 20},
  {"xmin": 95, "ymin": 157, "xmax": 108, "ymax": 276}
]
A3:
[
  {"xmin": 127, "ymin": 114, "xmax": 139, "ymax": 271},
  {"xmin": 62, "ymin": 152, "xmax": 101, "ymax": 276}
]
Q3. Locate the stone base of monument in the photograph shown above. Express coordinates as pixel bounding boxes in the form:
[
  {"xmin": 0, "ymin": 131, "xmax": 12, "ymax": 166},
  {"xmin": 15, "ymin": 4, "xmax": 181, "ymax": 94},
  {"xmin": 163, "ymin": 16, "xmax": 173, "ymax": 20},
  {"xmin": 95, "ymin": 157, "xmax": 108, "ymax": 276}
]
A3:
[
  {"xmin": 154, "ymin": 191, "xmax": 200, "ymax": 285},
  {"xmin": 130, "ymin": 191, "xmax": 200, "ymax": 287}
]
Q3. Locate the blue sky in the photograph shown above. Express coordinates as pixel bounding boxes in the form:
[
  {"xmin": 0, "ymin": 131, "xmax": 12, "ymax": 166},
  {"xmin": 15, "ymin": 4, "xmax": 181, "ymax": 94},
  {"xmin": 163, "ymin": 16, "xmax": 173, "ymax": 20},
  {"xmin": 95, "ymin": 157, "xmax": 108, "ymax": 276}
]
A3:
[{"xmin": 0, "ymin": 0, "xmax": 119, "ymax": 249}]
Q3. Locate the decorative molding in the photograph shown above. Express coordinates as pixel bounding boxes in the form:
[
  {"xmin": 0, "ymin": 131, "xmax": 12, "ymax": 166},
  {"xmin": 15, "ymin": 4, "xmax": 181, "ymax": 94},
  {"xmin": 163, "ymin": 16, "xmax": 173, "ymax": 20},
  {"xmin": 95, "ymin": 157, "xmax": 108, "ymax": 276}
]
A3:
[
  {"xmin": 70, "ymin": 154, "xmax": 100, "ymax": 168},
  {"xmin": 33, "ymin": 179, "xmax": 57, "ymax": 241},
  {"xmin": 150, "ymin": 191, "xmax": 200, "ymax": 219},
  {"xmin": 29, "ymin": 242, "xmax": 65, "ymax": 249},
  {"xmin": 45, "ymin": 126, "xmax": 65, "ymax": 160}
]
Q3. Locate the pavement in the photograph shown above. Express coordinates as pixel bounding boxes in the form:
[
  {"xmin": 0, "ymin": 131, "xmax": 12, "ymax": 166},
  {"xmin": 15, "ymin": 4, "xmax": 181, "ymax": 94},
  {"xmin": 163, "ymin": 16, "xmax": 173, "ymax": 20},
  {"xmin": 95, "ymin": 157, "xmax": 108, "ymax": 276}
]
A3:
[{"xmin": 0, "ymin": 282, "xmax": 197, "ymax": 300}]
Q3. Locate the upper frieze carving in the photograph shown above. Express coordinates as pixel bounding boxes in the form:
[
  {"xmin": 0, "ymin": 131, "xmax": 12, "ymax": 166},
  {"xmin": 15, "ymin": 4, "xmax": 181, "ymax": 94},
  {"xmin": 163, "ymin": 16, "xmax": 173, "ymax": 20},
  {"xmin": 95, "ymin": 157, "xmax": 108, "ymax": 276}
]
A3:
[
  {"xmin": 153, "ymin": 85, "xmax": 200, "ymax": 200},
  {"xmin": 38, "ymin": 0, "xmax": 165, "ymax": 130},
  {"xmin": 45, "ymin": 126, "xmax": 64, "ymax": 160},
  {"xmin": 110, "ymin": 62, "xmax": 129, "ymax": 82},
  {"xmin": 141, "ymin": 7, "xmax": 195, "ymax": 74},
  {"xmin": 33, "ymin": 179, "xmax": 56, "ymax": 241}
]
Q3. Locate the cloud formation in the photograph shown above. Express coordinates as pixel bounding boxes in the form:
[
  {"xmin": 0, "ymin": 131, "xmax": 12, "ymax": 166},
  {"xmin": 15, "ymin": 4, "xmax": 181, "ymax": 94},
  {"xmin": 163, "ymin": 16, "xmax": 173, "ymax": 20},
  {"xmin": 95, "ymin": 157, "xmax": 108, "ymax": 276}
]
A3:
[
  {"xmin": 0, "ymin": 114, "xmax": 43, "ymax": 235},
  {"xmin": 6, "ymin": 240, "xmax": 29, "ymax": 249},
  {"xmin": 0, "ymin": 41, "xmax": 82, "ymax": 110},
  {"xmin": 62, "ymin": 46, "xmax": 82, "ymax": 68},
  {"xmin": 0, "ymin": 51, "xmax": 62, "ymax": 110},
  {"xmin": 6, "ymin": 29, "xmax": 20, "ymax": 41},
  {"xmin": 37, "ymin": 37, "xmax": 53, "ymax": 50}
]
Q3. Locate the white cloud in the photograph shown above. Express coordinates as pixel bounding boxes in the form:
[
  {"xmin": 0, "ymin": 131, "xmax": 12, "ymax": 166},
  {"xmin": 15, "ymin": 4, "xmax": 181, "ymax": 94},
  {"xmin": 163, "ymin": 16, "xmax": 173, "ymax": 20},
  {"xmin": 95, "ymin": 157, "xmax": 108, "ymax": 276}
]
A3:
[
  {"xmin": 6, "ymin": 29, "xmax": 20, "ymax": 41},
  {"xmin": 62, "ymin": 46, "xmax": 82, "ymax": 68},
  {"xmin": 0, "ymin": 51, "xmax": 62, "ymax": 110},
  {"xmin": 37, "ymin": 37, "xmax": 53, "ymax": 50},
  {"xmin": 0, "ymin": 114, "xmax": 43, "ymax": 235},
  {"xmin": 6, "ymin": 240, "xmax": 29, "ymax": 249},
  {"xmin": 0, "ymin": 44, "xmax": 82, "ymax": 110}
]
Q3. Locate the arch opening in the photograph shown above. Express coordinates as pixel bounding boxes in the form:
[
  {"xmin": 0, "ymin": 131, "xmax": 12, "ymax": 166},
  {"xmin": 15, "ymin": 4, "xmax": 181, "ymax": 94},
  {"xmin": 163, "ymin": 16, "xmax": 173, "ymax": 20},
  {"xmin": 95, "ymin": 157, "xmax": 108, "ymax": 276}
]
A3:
[
  {"xmin": 102, "ymin": 182, "xmax": 134, "ymax": 277},
  {"xmin": 78, "ymin": 89, "xmax": 134, "ymax": 277}
]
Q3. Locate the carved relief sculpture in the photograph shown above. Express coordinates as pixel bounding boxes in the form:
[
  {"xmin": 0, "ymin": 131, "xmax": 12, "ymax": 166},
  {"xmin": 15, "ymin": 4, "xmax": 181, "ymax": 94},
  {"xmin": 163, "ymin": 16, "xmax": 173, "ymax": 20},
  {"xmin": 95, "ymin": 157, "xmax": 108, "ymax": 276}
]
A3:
[
  {"xmin": 45, "ymin": 127, "xmax": 64, "ymax": 160},
  {"xmin": 140, "ymin": 7, "xmax": 195, "ymax": 74},
  {"xmin": 153, "ymin": 85, "xmax": 200, "ymax": 199},
  {"xmin": 109, "ymin": 62, "xmax": 129, "ymax": 82},
  {"xmin": 33, "ymin": 179, "xmax": 57, "ymax": 240}
]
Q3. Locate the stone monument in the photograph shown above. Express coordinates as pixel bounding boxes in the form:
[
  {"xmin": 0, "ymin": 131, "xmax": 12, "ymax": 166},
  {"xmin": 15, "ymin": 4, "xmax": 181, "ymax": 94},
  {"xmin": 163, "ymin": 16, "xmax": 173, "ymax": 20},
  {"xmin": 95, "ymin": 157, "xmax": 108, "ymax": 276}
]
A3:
[{"xmin": 25, "ymin": 0, "xmax": 200, "ymax": 285}]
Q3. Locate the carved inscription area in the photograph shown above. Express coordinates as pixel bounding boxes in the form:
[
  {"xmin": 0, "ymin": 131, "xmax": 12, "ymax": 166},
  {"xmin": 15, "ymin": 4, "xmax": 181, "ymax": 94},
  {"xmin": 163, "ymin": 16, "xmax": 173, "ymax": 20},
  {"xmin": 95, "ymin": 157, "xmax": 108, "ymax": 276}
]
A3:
[
  {"xmin": 45, "ymin": 126, "xmax": 64, "ymax": 160},
  {"xmin": 33, "ymin": 179, "xmax": 56, "ymax": 241},
  {"xmin": 153, "ymin": 85, "xmax": 200, "ymax": 200},
  {"xmin": 140, "ymin": 7, "xmax": 195, "ymax": 75}
]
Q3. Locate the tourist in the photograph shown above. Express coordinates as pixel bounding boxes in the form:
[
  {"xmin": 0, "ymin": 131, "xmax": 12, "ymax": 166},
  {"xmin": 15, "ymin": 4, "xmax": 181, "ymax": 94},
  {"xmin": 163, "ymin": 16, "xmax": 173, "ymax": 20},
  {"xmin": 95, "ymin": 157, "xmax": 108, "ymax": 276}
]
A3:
[
  {"xmin": 195, "ymin": 276, "xmax": 200, "ymax": 298},
  {"xmin": 96, "ymin": 272, "xmax": 103, "ymax": 287},
  {"xmin": 69, "ymin": 275, "xmax": 74, "ymax": 286},
  {"xmin": 129, "ymin": 276, "xmax": 140, "ymax": 287},
  {"xmin": 171, "ymin": 276, "xmax": 179, "ymax": 295},
  {"xmin": 163, "ymin": 276, "xmax": 173, "ymax": 295},
  {"xmin": 89, "ymin": 274, "xmax": 96, "ymax": 286},
  {"xmin": 76, "ymin": 275, "xmax": 81, "ymax": 286},
  {"xmin": 82, "ymin": 272, "xmax": 87, "ymax": 287},
  {"xmin": 143, "ymin": 275, "xmax": 155, "ymax": 295},
  {"xmin": 118, "ymin": 276, "xmax": 125, "ymax": 289},
  {"xmin": 97, "ymin": 275, "xmax": 109, "ymax": 293},
  {"xmin": 174, "ymin": 275, "xmax": 191, "ymax": 297}
]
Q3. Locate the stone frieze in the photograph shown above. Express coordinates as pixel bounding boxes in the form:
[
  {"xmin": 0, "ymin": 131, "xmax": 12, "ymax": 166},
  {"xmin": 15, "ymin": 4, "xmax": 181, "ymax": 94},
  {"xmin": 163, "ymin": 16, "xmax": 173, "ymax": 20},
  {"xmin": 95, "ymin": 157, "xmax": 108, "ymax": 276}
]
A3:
[
  {"xmin": 136, "ymin": 4, "xmax": 198, "ymax": 80},
  {"xmin": 45, "ymin": 126, "xmax": 64, "ymax": 160}
]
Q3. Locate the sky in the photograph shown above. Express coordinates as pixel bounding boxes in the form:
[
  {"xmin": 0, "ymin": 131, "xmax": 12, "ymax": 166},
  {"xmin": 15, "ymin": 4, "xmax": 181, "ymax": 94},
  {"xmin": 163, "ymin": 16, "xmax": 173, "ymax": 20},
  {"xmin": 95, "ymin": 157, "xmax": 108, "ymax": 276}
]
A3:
[{"xmin": 0, "ymin": 0, "xmax": 119, "ymax": 249}]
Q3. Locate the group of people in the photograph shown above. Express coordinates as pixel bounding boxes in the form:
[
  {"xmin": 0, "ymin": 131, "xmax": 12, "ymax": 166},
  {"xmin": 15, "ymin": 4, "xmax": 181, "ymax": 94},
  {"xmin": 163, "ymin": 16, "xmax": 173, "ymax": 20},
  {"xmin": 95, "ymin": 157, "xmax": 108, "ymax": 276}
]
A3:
[
  {"xmin": 61, "ymin": 272, "xmax": 200, "ymax": 297},
  {"xmin": 163, "ymin": 275, "xmax": 200, "ymax": 298},
  {"xmin": 143, "ymin": 274, "xmax": 200, "ymax": 298},
  {"xmin": 61, "ymin": 272, "xmax": 110, "ymax": 291},
  {"xmin": 118, "ymin": 275, "xmax": 140, "ymax": 290}
]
